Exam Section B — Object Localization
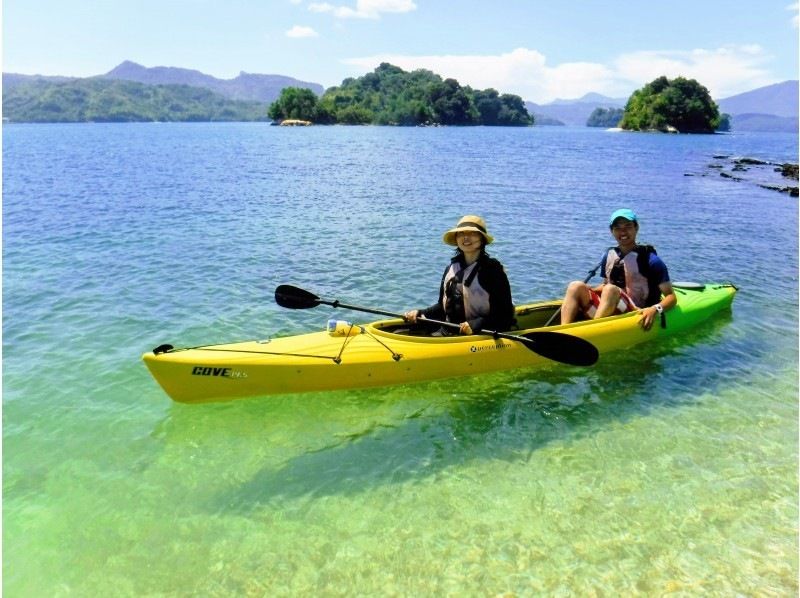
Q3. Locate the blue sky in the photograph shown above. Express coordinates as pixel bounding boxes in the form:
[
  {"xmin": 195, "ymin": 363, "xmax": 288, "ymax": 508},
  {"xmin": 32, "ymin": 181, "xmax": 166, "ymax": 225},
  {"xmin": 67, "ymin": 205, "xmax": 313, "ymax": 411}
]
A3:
[{"xmin": 3, "ymin": 0, "xmax": 798, "ymax": 102}]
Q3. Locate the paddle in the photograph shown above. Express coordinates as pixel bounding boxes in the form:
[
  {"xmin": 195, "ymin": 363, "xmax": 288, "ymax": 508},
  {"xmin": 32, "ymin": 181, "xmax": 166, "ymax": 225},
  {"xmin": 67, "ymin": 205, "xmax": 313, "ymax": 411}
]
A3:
[
  {"xmin": 275, "ymin": 284, "xmax": 598, "ymax": 367},
  {"xmin": 543, "ymin": 260, "xmax": 604, "ymax": 327}
]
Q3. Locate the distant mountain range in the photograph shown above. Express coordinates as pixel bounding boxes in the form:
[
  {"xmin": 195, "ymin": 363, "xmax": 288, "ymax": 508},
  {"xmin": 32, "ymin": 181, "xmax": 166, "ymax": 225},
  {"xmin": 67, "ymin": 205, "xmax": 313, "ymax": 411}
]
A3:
[
  {"xmin": 716, "ymin": 81, "xmax": 799, "ymax": 132},
  {"xmin": 525, "ymin": 94, "xmax": 626, "ymax": 127},
  {"xmin": 2, "ymin": 78, "xmax": 271, "ymax": 123},
  {"xmin": 104, "ymin": 61, "xmax": 324, "ymax": 104},
  {"xmin": 3, "ymin": 61, "xmax": 324, "ymax": 107},
  {"xmin": 717, "ymin": 81, "xmax": 798, "ymax": 118},
  {"xmin": 3, "ymin": 61, "xmax": 797, "ymax": 132},
  {"xmin": 528, "ymin": 81, "xmax": 798, "ymax": 132}
]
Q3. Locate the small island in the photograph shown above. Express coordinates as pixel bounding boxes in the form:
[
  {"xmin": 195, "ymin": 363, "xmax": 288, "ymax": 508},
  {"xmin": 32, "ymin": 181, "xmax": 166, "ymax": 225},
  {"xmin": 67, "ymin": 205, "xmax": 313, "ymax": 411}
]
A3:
[
  {"xmin": 268, "ymin": 63, "xmax": 533, "ymax": 127},
  {"xmin": 619, "ymin": 76, "xmax": 723, "ymax": 133}
]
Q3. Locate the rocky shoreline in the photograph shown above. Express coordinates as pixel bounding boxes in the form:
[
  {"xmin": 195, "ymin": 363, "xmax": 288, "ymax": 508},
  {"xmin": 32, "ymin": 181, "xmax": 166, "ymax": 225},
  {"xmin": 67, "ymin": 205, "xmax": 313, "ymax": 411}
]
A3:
[{"xmin": 689, "ymin": 156, "xmax": 799, "ymax": 197}]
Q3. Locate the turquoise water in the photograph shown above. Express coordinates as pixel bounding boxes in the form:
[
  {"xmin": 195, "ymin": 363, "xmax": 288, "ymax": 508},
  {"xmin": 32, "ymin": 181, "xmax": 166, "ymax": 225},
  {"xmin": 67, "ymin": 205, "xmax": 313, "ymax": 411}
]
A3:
[{"xmin": 3, "ymin": 123, "xmax": 798, "ymax": 595}]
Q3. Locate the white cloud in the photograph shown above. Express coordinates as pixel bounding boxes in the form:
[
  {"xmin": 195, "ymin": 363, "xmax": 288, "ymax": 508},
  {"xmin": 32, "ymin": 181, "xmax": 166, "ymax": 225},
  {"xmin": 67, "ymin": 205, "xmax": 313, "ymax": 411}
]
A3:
[
  {"xmin": 310, "ymin": 0, "xmax": 416, "ymax": 19},
  {"xmin": 286, "ymin": 25, "xmax": 319, "ymax": 38},
  {"xmin": 344, "ymin": 48, "xmax": 553, "ymax": 96},
  {"xmin": 614, "ymin": 46, "xmax": 774, "ymax": 98},
  {"xmin": 789, "ymin": 2, "xmax": 799, "ymax": 28},
  {"xmin": 343, "ymin": 45, "xmax": 777, "ymax": 102}
]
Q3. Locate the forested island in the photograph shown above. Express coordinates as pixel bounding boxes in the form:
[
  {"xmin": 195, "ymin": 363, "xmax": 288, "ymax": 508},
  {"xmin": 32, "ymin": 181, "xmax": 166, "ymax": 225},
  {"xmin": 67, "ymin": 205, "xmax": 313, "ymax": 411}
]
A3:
[
  {"xmin": 620, "ymin": 76, "xmax": 724, "ymax": 133},
  {"xmin": 268, "ymin": 63, "xmax": 532, "ymax": 126},
  {"xmin": 3, "ymin": 78, "xmax": 269, "ymax": 122}
]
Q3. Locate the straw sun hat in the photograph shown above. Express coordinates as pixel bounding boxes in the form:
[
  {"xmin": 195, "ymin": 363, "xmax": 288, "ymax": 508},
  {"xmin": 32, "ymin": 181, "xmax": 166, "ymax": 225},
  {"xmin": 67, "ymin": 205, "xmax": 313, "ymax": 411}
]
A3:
[{"xmin": 442, "ymin": 215, "xmax": 495, "ymax": 246}]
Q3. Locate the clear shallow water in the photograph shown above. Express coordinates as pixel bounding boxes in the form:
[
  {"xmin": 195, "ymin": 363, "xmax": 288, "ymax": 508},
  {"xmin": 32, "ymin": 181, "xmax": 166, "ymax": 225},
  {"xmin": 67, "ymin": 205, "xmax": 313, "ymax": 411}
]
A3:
[{"xmin": 3, "ymin": 123, "xmax": 797, "ymax": 595}]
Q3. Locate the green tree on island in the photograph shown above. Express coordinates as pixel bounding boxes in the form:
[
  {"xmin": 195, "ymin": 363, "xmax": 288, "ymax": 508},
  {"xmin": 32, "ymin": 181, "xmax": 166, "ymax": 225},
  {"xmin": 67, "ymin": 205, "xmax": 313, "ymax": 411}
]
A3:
[
  {"xmin": 586, "ymin": 107, "xmax": 624, "ymax": 127},
  {"xmin": 620, "ymin": 76, "xmax": 721, "ymax": 133},
  {"xmin": 269, "ymin": 63, "xmax": 533, "ymax": 126},
  {"xmin": 267, "ymin": 87, "xmax": 319, "ymax": 122},
  {"xmin": 472, "ymin": 88, "xmax": 533, "ymax": 126}
]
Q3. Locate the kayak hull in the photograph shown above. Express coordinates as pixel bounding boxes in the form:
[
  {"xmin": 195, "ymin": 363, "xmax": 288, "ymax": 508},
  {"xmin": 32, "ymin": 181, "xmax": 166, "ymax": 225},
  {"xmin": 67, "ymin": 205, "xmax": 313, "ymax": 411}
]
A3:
[{"xmin": 143, "ymin": 283, "xmax": 736, "ymax": 403}]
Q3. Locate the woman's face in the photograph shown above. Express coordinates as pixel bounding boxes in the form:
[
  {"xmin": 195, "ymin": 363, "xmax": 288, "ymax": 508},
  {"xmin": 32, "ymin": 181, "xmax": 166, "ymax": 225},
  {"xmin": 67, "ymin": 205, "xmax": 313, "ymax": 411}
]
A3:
[{"xmin": 456, "ymin": 230, "xmax": 484, "ymax": 253}]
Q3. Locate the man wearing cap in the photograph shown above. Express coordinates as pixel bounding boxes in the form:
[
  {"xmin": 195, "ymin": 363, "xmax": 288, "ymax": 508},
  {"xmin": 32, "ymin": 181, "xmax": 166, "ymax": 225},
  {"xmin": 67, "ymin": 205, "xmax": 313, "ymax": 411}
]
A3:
[
  {"xmin": 404, "ymin": 215, "xmax": 515, "ymax": 335},
  {"xmin": 560, "ymin": 209, "xmax": 677, "ymax": 330}
]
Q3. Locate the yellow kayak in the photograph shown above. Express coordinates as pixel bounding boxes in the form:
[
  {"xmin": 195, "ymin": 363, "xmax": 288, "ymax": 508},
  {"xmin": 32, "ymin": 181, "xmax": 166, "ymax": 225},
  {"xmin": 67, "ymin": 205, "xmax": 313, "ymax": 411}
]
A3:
[{"xmin": 143, "ymin": 283, "xmax": 736, "ymax": 403}]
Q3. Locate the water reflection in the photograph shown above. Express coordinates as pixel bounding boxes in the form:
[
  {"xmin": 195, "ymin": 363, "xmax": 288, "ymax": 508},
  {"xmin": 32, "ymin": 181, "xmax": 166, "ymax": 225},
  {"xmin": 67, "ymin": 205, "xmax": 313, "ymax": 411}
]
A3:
[{"xmin": 165, "ymin": 313, "xmax": 742, "ymax": 510}]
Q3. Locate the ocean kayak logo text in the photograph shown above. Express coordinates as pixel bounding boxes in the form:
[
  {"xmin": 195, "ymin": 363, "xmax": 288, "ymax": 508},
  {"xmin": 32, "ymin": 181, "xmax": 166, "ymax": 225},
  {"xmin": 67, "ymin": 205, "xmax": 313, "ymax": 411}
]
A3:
[
  {"xmin": 470, "ymin": 342, "xmax": 512, "ymax": 353},
  {"xmin": 191, "ymin": 366, "xmax": 248, "ymax": 379}
]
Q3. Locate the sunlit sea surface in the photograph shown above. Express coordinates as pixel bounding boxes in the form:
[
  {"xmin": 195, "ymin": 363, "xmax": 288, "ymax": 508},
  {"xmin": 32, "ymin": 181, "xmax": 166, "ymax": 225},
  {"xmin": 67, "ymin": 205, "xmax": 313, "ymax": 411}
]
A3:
[{"xmin": 3, "ymin": 123, "xmax": 798, "ymax": 595}]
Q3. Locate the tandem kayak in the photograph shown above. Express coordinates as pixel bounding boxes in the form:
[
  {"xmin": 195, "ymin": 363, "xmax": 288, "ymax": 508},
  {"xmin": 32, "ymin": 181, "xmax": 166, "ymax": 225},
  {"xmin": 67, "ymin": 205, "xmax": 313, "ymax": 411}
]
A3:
[{"xmin": 143, "ymin": 283, "xmax": 736, "ymax": 403}]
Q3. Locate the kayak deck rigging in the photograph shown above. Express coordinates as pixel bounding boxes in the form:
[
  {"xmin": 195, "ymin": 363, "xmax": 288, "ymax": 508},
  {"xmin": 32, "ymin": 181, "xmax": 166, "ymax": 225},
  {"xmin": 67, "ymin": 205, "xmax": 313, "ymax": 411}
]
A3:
[{"xmin": 153, "ymin": 321, "xmax": 409, "ymax": 364}]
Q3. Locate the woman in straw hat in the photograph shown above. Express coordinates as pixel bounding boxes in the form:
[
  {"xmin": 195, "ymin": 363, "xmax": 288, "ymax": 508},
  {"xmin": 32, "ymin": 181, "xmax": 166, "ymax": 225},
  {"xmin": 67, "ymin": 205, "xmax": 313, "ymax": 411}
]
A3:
[{"xmin": 404, "ymin": 215, "xmax": 515, "ymax": 335}]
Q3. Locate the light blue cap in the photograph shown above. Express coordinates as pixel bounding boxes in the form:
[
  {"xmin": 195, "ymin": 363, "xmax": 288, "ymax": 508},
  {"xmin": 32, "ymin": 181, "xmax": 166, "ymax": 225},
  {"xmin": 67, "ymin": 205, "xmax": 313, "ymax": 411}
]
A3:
[{"xmin": 609, "ymin": 208, "xmax": 638, "ymax": 227}]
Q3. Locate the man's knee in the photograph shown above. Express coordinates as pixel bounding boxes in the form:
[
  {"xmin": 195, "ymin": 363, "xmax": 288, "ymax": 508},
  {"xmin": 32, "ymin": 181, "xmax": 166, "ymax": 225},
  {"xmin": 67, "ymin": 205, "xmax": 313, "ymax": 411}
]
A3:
[
  {"xmin": 601, "ymin": 284, "xmax": 621, "ymax": 301},
  {"xmin": 566, "ymin": 280, "xmax": 587, "ymax": 297}
]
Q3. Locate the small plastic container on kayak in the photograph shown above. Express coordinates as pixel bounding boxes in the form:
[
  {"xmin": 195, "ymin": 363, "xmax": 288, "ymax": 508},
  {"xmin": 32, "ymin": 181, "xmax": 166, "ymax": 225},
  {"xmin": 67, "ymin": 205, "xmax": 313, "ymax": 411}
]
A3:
[{"xmin": 327, "ymin": 319, "xmax": 360, "ymax": 337}]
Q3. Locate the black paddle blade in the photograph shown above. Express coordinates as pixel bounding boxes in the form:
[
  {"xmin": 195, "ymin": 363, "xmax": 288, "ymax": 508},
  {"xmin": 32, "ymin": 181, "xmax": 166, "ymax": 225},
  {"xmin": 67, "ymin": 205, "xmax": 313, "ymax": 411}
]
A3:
[
  {"xmin": 521, "ymin": 331, "xmax": 599, "ymax": 367},
  {"xmin": 275, "ymin": 284, "xmax": 321, "ymax": 309}
]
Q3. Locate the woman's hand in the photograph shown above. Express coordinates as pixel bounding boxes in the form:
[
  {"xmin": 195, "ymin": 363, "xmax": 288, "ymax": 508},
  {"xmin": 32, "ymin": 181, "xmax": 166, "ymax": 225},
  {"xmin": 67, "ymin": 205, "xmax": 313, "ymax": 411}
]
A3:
[
  {"xmin": 404, "ymin": 310, "xmax": 419, "ymax": 323},
  {"xmin": 459, "ymin": 322, "xmax": 473, "ymax": 335}
]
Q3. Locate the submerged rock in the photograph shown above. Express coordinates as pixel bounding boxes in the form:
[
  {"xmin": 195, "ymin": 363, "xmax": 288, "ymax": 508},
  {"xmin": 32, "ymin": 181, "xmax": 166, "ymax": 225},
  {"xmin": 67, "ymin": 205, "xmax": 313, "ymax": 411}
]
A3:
[
  {"xmin": 759, "ymin": 184, "xmax": 799, "ymax": 197},
  {"xmin": 734, "ymin": 157, "xmax": 769, "ymax": 166},
  {"xmin": 779, "ymin": 163, "xmax": 799, "ymax": 179},
  {"xmin": 699, "ymin": 156, "xmax": 799, "ymax": 198}
]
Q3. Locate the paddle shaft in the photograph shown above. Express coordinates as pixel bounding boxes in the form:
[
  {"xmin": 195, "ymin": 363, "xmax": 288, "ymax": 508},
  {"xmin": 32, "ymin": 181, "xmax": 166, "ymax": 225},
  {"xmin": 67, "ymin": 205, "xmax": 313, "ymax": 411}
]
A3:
[
  {"xmin": 274, "ymin": 284, "xmax": 599, "ymax": 366},
  {"xmin": 319, "ymin": 298, "xmax": 507, "ymax": 340}
]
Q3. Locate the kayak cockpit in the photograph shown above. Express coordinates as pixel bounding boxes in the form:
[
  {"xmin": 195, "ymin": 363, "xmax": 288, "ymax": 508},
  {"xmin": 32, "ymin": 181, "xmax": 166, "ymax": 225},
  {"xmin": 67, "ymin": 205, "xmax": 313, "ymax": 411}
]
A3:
[{"xmin": 366, "ymin": 301, "xmax": 564, "ymax": 337}]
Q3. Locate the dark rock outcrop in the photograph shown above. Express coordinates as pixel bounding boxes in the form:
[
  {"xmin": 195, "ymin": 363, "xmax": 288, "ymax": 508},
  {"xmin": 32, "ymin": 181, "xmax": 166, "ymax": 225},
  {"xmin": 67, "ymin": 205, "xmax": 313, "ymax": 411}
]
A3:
[{"xmin": 696, "ymin": 156, "xmax": 798, "ymax": 198}]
